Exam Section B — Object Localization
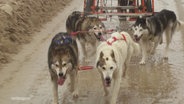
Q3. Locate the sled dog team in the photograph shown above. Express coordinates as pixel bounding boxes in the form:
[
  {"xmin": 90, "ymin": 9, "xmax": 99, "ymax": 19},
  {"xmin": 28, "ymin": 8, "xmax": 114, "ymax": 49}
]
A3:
[{"xmin": 48, "ymin": 9, "xmax": 183, "ymax": 104}]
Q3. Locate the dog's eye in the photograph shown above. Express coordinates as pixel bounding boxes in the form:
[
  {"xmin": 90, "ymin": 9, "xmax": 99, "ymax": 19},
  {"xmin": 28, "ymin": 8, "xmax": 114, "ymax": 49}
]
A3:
[
  {"xmin": 99, "ymin": 26, "xmax": 102, "ymax": 29},
  {"xmin": 62, "ymin": 63, "xmax": 66, "ymax": 66},
  {"xmin": 140, "ymin": 29, "xmax": 143, "ymax": 31},
  {"xmin": 55, "ymin": 64, "xmax": 59, "ymax": 67},
  {"xmin": 93, "ymin": 27, "xmax": 97, "ymax": 30},
  {"xmin": 110, "ymin": 67, "xmax": 113, "ymax": 70},
  {"xmin": 106, "ymin": 58, "xmax": 108, "ymax": 61},
  {"xmin": 102, "ymin": 67, "xmax": 106, "ymax": 70}
]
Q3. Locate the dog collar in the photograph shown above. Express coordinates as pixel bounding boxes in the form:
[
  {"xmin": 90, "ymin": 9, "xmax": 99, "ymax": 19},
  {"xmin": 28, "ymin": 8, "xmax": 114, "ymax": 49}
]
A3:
[{"xmin": 106, "ymin": 34, "xmax": 126, "ymax": 45}]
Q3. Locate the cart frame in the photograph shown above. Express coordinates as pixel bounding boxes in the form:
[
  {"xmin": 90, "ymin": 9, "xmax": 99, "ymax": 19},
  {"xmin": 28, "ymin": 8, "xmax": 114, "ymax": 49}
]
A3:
[{"xmin": 83, "ymin": 0, "xmax": 154, "ymax": 21}]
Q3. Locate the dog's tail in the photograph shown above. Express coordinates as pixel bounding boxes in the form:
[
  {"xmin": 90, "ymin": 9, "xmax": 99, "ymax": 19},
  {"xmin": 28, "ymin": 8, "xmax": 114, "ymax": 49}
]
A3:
[
  {"xmin": 66, "ymin": 11, "xmax": 82, "ymax": 33},
  {"xmin": 169, "ymin": 20, "xmax": 184, "ymax": 43},
  {"xmin": 120, "ymin": 31, "xmax": 141, "ymax": 56},
  {"xmin": 176, "ymin": 20, "xmax": 184, "ymax": 31}
]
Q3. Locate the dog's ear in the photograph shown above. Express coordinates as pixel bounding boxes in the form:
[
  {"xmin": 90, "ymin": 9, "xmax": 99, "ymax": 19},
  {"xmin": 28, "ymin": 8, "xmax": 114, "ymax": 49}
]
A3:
[
  {"xmin": 146, "ymin": 18, "xmax": 152, "ymax": 29},
  {"xmin": 100, "ymin": 51, "xmax": 104, "ymax": 58},
  {"xmin": 111, "ymin": 50, "xmax": 115, "ymax": 58},
  {"xmin": 146, "ymin": 18, "xmax": 150, "ymax": 25},
  {"xmin": 130, "ymin": 24, "xmax": 135, "ymax": 31},
  {"xmin": 96, "ymin": 61, "xmax": 100, "ymax": 68},
  {"xmin": 96, "ymin": 51, "xmax": 104, "ymax": 68},
  {"xmin": 111, "ymin": 50, "xmax": 115, "ymax": 59},
  {"xmin": 139, "ymin": 15, "xmax": 143, "ymax": 19},
  {"xmin": 137, "ymin": 16, "xmax": 144, "ymax": 21},
  {"xmin": 111, "ymin": 50, "xmax": 116, "ymax": 62}
]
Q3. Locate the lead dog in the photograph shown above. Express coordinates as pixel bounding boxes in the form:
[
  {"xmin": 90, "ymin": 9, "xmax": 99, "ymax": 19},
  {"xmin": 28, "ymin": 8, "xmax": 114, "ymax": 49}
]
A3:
[
  {"xmin": 66, "ymin": 11, "xmax": 106, "ymax": 63},
  {"xmin": 48, "ymin": 32, "xmax": 79, "ymax": 104},
  {"xmin": 132, "ymin": 9, "xmax": 184, "ymax": 64},
  {"xmin": 95, "ymin": 31, "xmax": 140, "ymax": 104}
]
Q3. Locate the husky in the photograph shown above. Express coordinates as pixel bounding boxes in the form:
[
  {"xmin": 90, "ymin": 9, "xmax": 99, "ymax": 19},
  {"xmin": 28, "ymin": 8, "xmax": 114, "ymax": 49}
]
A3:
[
  {"xmin": 95, "ymin": 31, "xmax": 140, "ymax": 104},
  {"xmin": 132, "ymin": 9, "xmax": 184, "ymax": 64},
  {"xmin": 66, "ymin": 11, "xmax": 106, "ymax": 63},
  {"xmin": 48, "ymin": 32, "xmax": 79, "ymax": 104}
]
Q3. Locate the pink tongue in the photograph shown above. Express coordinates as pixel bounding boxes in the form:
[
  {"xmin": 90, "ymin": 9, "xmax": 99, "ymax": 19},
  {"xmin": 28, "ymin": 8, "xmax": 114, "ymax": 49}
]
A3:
[
  {"xmin": 105, "ymin": 81, "xmax": 110, "ymax": 87},
  {"xmin": 100, "ymin": 36, "xmax": 105, "ymax": 41},
  {"xmin": 57, "ymin": 78, "xmax": 65, "ymax": 86}
]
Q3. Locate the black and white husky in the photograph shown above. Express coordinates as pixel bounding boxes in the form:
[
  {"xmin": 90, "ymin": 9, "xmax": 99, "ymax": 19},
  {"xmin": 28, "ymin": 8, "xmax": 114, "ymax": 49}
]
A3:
[
  {"xmin": 132, "ymin": 9, "xmax": 184, "ymax": 64},
  {"xmin": 48, "ymin": 32, "xmax": 79, "ymax": 104}
]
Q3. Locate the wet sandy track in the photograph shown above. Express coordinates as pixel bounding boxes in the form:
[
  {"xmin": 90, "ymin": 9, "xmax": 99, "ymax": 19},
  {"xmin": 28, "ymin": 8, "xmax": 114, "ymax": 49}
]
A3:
[{"xmin": 0, "ymin": 0, "xmax": 184, "ymax": 104}]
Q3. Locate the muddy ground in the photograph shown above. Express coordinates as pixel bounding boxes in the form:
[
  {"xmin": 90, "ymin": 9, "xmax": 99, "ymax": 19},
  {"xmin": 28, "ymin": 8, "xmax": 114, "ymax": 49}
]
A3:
[{"xmin": 0, "ymin": 0, "xmax": 184, "ymax": 104}]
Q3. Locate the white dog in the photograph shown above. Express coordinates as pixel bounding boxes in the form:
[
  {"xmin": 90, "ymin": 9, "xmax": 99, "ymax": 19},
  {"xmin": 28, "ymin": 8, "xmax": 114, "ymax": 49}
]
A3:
[{"xmin": 95, "ymin": 31, "xmax": 140, "ymax": 104}]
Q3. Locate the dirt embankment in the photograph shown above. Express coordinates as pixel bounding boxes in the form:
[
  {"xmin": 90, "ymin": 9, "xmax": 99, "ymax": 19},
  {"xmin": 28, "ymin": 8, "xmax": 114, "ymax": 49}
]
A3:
[{"xmin": 0, "ymin": 0, "xmax": 71, "ymax": 65}]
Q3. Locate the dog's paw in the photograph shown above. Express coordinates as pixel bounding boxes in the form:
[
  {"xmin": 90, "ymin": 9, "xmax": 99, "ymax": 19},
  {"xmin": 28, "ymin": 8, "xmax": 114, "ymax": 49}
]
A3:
[
  {"xmin": 53, "ymin": 102, "xmax": 58, "ymax": 104},
  {"xmin": 139, "ymin": 61, "xmax": 146, "ymax": 65},
  {"xmin": 150, "ymin": 50, "xmax": 155, "ymax": 55},
  {"xmin": 84, "ymin": 59, "xmax": 91, "ymax": 64},
  {"xmin": 103, "ymin": 91, "xmax": 109, "ymax": 96},
  {"xmin": 163, "ymin": 56, "xmax": 168, "ymax": 60},
  {"xmin": 72, "ymin": 91, "xmax": 79, "ymax": 98}
]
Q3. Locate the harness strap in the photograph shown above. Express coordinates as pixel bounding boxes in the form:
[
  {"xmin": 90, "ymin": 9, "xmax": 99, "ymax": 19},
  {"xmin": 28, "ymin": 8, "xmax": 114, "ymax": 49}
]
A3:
[
  {"xmin": 106, "ymin": 34, "xmax": 126, "ymax": 45},
  {"xmin": 107, "ymin": 37, "xmax": 117, "ymax": 45},
  {"xmin": 70, "ymin": 29, "xmax": 115, "ymax": 36},
  {"xmin": 122, "ymin": 34, "xmax": 126, "ymax": 41}
]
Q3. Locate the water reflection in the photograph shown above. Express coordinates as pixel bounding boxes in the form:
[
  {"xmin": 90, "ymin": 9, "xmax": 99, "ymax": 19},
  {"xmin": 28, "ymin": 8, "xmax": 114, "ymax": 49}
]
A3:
[{"xmin": 118, "ymin": 59, "xmax": 175, "ymax": 104}]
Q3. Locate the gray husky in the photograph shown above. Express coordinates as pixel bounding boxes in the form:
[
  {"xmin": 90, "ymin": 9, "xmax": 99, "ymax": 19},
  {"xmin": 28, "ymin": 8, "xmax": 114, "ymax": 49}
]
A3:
[
  {"xmin": 66, "ymin": 11, "xmax": 106, "ymax": 63},
  {"xmin": 48, "ymin": 32, "xmax": 79, "ymax": 104},
  {"xmin": 132, "ymin": 9, "xmax": 184, "ymax": 64}
]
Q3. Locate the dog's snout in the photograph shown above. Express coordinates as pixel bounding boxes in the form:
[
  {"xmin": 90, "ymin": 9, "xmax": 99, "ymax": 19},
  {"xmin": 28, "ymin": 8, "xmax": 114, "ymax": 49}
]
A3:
[
  {"xmin": 105, "ymin": 77, "xmax": 111, "ymax": 82},
  {"xmin": 98, "ymin": 32, "xmax": 102, "ymax": 36},
  {"xmin": 105, "ymin": 76, "xmax": 111, "ymax": 87},
  {"xmin": 134, "ymin": 35, "xmax": 138, "ymax": 38},
  {"xmin": 59, "ymin": 73, "xmax": 63, "ymax": 77}
]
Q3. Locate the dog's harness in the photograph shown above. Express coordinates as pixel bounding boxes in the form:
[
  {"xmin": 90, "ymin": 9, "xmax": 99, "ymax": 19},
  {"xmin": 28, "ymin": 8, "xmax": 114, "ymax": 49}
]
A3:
[
  {"xmin": 54, "ymin": 36, "xmax": 73, "ymax": 45},
  {"xmin": 106, "ymin": 34, "xmax": 126, "ymax": 45},
  {"xmin": 70, "ymin": 29, "xmax": 115, "ymax": 36}
]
